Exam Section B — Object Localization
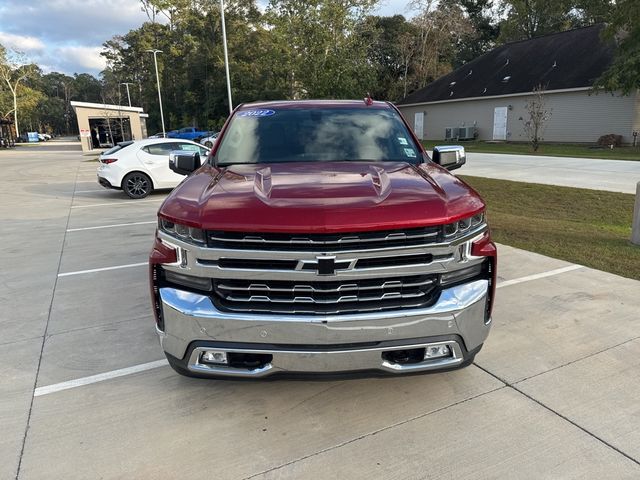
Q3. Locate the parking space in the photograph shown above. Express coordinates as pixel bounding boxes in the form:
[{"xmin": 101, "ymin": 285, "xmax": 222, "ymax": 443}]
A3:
[{"xmin": 3, "ymin": 144, "xmax": 640, "ymax": 479}]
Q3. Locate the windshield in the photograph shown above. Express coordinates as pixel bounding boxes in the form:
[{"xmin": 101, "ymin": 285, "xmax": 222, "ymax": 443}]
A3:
[{"xmin": 214, "ymin": 107, "xmax": 421, "ymax": 166}]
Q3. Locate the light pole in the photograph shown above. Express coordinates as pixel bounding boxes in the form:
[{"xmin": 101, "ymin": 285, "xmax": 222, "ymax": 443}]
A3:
[
  {"xmin": 220, "ymin": 0, "xmax": 233, "ymax": 115},
  {"xmin": 146, "ymin": 49, "xmax": 166, "ymax": 136},
  {"xmin": 120, "ymin": 82, "xmax": 133, "ymax": 107}
]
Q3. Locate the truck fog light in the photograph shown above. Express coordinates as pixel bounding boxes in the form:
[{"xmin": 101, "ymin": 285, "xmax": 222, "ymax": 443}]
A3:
[
  {"xmin": 424, "ymin": 345, "xmax": 451, "ymax": 359},
  {"xmin": 201, "ymin": 350, "xmax": 228, "ymax": 365}
]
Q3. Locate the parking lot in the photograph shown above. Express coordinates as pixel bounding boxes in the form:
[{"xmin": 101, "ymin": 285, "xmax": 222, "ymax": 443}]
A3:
[{"xmin": 3, "ymin": 142, "xmax": 640, "ymax": 479}]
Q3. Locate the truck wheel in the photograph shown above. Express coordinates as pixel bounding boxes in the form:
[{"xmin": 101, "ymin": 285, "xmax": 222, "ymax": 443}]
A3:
[{"xmin": 123, "ymin": 172, "xmax": 152, "ymax": 199}]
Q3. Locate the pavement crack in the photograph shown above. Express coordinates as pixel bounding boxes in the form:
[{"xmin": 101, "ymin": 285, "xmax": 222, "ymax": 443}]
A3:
[
  {"xmin": 14, "ymin": 163, "xmax": 81, "ymax": 480},
  {"xmin": 473, "ymin": 363, "xmax": 640, "ymax": 469},
  {"xmin": 243, "ymin": 381, "xmax": 506, "ymax": 479}
]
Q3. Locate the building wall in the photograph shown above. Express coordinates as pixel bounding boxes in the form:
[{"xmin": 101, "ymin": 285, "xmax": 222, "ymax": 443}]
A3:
[
  {"xmin": 397, "ymin": 90, "xmax": 638, "ymax": 144},
  {"xmin": 75, "ymin": 107, "xmax": 145, "ymax": 153}
]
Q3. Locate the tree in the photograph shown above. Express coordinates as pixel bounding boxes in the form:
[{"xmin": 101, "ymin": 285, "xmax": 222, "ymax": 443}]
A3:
[
  {"xmin": 498, "ymin": 0, "xmax": 575, "ymax": 42},
  {"xmin": 408, "ymin": 1, "xmax": 473, "ymax": 90},
  {"xmin": 521, "ymin": 85, "xmax": 551, "ymax": 151},
  {"xmin": 443, "ymin": 0, "xmax": 500, "ymax": 67},
  {"xmin": 594, "ymin": 0, "xmax": 640, "ymax": 94},
  {"xmin": 360, "ymin": 15, "xmax": 419, "ymax": 100},
  {"xmin": 0, "ymin": 45, "xmax": 37, "ymax": 137},
  {"xmin": 265, "ymin": 0, "xmax": 378, "ymax": 99}
]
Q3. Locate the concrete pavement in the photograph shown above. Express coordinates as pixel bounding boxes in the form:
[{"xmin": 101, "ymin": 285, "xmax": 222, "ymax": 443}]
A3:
[
  {"xmin": 3, "ymin": 141, "xmax": 640, "ymax": 479},
  {"xmin": 455, "ymin": 151, "xmax": 640, "ymax": 193}
]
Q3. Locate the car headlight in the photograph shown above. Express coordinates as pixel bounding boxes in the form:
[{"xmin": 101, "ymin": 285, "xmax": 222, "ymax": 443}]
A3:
[
  {"xmin": 159, "ymin": 218, "xmax": 206, "ymax": 245},
  {"xmin": 443, "ymin": 212, "xmax": 485, "ymax": 240}
]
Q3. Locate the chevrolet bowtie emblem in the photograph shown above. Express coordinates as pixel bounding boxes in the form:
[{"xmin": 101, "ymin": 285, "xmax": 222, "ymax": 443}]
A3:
[{"xmin": 296, "ymin": 256, "xmax": 356, "ymax": 275}]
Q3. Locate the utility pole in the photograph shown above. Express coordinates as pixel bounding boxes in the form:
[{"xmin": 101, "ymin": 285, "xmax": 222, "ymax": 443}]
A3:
[
  {"xmin": 121, "ymin": 82, "xmax": 133, "ymax": 107},
  {"xmin": 146, "ymin": 49, "xmax": 166, "ymax": 136},
  {"xmin": 220, "ymin": 0, "xmax": 233, "ymax": 115}
]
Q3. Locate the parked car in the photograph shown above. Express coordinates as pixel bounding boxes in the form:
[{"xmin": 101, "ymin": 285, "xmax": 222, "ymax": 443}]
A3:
[
  {"xmin": 150, "ymin": 100, "xmax": 497, "ymax": 379},
  {"xmin": 166, "ymin": 127, "xmax": 210, "ymax": 142},
  {"xmin": 199, "ymin": 132, "xmax": 219, "ymax": 148},
  {"xmin": 99, "ymin": 141, "xmax": 135, "ymax": 161},
  {"xmin": 97, "ymin": 138, "xmax": 209, "ymax": 199},
  {"xmin": 148, "ymin": 132, "xmax": 167, "ymax": 139}
]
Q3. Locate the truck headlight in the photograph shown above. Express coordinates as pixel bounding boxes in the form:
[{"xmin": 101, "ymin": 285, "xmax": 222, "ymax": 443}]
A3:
[
  {"xmin": 443, "ymin": 212, "xmax": 485, "ymax": 240},
  {"xmin": 159, "ymin": 218, "xmax": 206, "ymax": 245}
]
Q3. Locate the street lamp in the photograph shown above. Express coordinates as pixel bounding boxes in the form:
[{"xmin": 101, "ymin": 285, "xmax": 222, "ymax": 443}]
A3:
[
  {"xmin": 146, "ymin": 49, "xmax": 166, "ymax": 136},
  {"xmin": 220, "ymin": 0, "xmax": 233, "ymax": 115},
  {"xmin": 120, "ymin": 82, "xmax": 133, "ymax": 107}
]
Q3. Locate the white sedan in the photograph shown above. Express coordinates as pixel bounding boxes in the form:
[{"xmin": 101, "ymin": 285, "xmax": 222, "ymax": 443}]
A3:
[{"xmin": 97, "ymin": 138, "xmax": 209, "ymax": 199}]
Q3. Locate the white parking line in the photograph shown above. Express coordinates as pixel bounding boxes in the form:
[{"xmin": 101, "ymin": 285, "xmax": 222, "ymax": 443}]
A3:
[
  {"xmin": 35, "ymin": 264, "xmax": 586, "ymax": 396},
  {"xmin": 67, "ymin": 221, "xmax": 156, "ymax": 232},
  {"xmin": 58, "ymin": 262, "xmax": 147, "ymax": 277},
  {"xmin": 497, "ymin": 265, "xmax": 583, "ymax": 289},
  {"xmin": 34, "ymin": 360, "xmax": 169, "ymax": 397},
  {"xmin": 71, "ymin": 199, "xmax": 163, "ymax": 208}
]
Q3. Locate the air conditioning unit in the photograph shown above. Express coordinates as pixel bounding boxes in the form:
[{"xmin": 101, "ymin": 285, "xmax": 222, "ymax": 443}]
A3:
[
  {"xmin": 458, "ymin": 126, "xmax": 476, "ymax": 140},
  {"xmin": 445, "ymin": 127, "xmax": 459, "ymax": 140}
]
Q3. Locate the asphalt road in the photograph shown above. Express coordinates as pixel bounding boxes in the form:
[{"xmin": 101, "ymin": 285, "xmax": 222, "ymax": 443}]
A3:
[{"xmin": 3, "ymin": 141, "xmax": 640, "ymax": 479}]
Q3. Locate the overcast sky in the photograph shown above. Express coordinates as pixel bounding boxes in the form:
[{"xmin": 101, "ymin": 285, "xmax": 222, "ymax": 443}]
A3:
[{"xmin": 0, "ymin": 0, "xmax": 416, "ymax": 78}]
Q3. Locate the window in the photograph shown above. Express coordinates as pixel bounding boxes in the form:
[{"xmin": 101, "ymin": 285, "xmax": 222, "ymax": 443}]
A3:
[
  {"xmin": 215, "ymin": 107, "xmax": 421, "ymax": 166},
  {"xmin": 143, "ymin": 143, "xmax": 175, "ymax": 155},
  {"xmin": 175, "ymin": 143, "xmax": 208, "ymax": 156}
]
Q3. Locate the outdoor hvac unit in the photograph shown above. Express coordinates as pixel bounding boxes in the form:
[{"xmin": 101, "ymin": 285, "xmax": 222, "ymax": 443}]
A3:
[
  {"xmin": 458, "ymin": 126, "xmax": 476, "ymax": 140},
  {"xmin": 445, "ymin": 127, "xmax": 459, "ymax": 140}
]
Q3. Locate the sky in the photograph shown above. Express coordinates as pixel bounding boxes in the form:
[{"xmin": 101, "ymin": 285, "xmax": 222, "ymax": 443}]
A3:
[{"xmin": 0, "ymin": 0, "xmax": 417, "ymax": 78}]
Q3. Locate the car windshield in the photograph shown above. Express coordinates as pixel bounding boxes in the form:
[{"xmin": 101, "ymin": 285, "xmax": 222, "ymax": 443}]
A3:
[{"xmin": 214, "ymin": 107, "xmax": 421, "ymax": 166}]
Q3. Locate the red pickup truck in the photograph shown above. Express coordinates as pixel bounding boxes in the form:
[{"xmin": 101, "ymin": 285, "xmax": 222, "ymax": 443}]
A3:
[{"xmin": 150, "ymin": 100, "xmax": 496, "ymax": 378}]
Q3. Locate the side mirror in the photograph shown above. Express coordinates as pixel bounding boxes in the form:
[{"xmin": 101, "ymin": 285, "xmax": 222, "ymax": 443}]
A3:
[
  {"xmin": 169, "ymin": 151, "xmax": 201, "ymax": 176},
  {"xmin": 432, "ymin": 145, "xmax": 466, "ymax": 171}
]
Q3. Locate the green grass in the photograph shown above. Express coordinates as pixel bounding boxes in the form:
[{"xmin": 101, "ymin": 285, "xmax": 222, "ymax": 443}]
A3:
[
  {"xmin": 423, "ymin": 140, "xmax": 640, "ymax": 161},
  {"xmin": 460, "ymin": 176, "xmax": 640, "ymax": 280}
]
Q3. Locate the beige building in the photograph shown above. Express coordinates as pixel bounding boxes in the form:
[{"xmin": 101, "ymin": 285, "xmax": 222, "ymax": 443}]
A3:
[
  {"xmin": 396, "ymin": 25, "xmax": 640, "ymax": 145},
  {"xmin": 70, "ymin": 101, "xmax": 148, "ymax": 153}
]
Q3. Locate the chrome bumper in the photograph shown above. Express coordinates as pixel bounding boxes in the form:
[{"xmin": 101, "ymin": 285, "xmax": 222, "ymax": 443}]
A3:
[{"xmin": 157, "ymin": 279, "xmax": 491, "ymax": 377}]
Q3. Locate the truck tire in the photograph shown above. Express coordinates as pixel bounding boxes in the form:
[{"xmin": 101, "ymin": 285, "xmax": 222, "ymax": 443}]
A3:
[{"xmin": 123, "ymin": 172, "xmax": 153, "ymax": 199}]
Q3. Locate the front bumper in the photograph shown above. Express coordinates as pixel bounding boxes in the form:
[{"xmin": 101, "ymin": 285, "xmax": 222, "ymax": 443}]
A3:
[{"xmin": 157, "ymin": 279, "xmax": 491, "ymax": 377}]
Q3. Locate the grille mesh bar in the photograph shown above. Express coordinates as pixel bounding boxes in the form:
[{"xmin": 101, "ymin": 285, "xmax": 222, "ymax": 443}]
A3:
[{"xmin": 207, "ymin": 227, "xmax": 441, "ymax": 252}]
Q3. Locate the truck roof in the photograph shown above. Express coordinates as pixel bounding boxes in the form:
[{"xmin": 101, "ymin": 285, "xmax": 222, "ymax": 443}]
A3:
[{"xmin": 237, "ymin": 99, "xmax": 391, "ymax": 110}]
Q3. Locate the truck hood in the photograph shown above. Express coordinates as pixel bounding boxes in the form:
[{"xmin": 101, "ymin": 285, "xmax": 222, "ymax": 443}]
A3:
[{"xmin": 159, "ymin": 161, "xmax": 485, "ymax": 233}]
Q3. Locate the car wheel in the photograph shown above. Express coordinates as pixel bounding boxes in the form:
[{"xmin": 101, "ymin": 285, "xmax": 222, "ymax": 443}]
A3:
[
  {"xmin": 123, "ymin": 172, "xmax": 152, "ymax": 199},
  {"xmin": 204, "ymin": 141, "xmax": 213, "ymax": 148}
]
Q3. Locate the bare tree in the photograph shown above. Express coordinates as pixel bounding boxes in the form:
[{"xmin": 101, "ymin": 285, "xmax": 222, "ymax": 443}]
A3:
[
  {"xmin": 0, "ymin": 47, "xmax": 36, "ymax": 137},
  {"xmin": 522, "ymin": 84, "xmax": 551, "ymax": 152}
]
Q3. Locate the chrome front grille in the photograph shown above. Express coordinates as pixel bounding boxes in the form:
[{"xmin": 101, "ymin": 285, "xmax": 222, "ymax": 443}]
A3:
[
  {"xmin": 212, "ymin": 275, "xmax": 438, "ymax": 314},
  {"xmin": 159, "ymin": 223, "xmax": 488, "ymax": 315},
  {"xmin": 206, "ymin": 226, "xmax": 441, "ymax": 251}
]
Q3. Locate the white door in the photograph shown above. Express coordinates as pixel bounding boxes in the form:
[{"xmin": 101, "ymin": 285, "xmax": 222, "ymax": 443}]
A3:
[
  {"xmin": 136, "ymin": 142, "xmax": 185, "ymax": 188},
  {"xmin": 414, "ymin": 112, "xmax": 424, "ymax": 140},
  {"xmin": 493, "ymin": 107, "xmax": 508, "ymax": 140}
]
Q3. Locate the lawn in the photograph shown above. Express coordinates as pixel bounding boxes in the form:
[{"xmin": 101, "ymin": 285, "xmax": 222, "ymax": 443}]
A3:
[
  {"xmin": 459, "ymin": 176, "xmax": 640, "ymax": 281},
  {"xmin": 423, "ymin": 140, "xmax": 640, "ymax": 161}
]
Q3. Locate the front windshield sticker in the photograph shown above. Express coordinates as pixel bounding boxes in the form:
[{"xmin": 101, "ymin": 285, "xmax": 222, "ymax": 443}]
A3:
[
  {"xmin": 237, "ymin": 109, "xmax": 276, "ymax": 117},
  {"xmin": 397, "ymin": 137, "xmax": 408, "ymax": 145},
  {"xmin": 404, "ymin": 148, "xmax": 417, "ymax": 158}
]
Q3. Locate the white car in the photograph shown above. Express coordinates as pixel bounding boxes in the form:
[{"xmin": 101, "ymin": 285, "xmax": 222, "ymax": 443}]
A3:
[
  {"xmin": 199, "ymin": 132, "xmax": 219, "ymax": 148},
  {"xmin": 97, "ymin": 138, "xmax": 209, "ymax": 199}
]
